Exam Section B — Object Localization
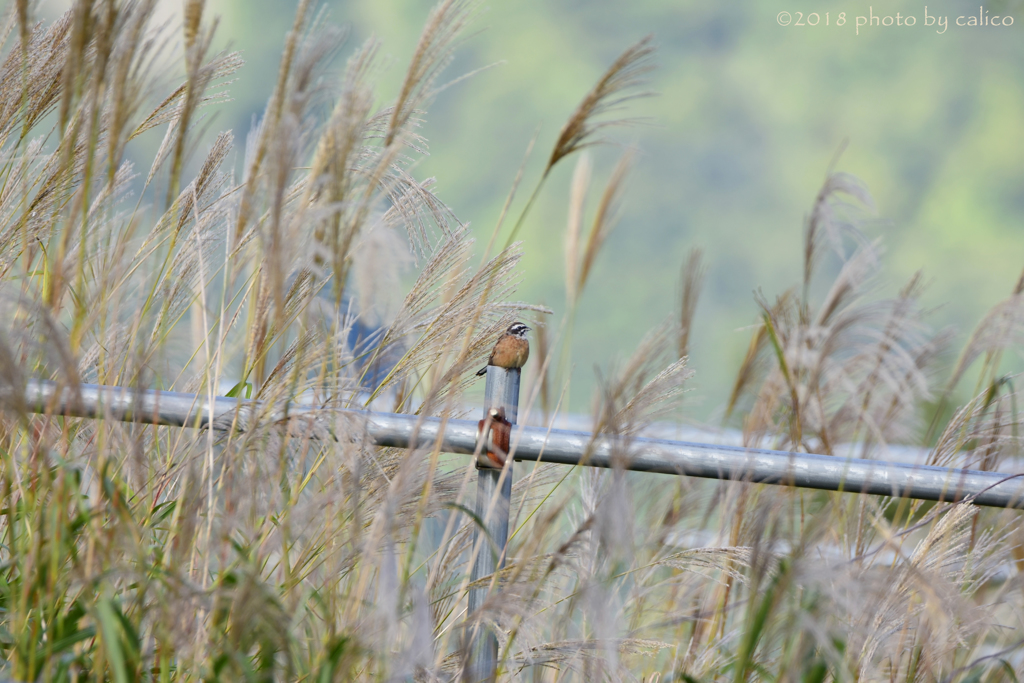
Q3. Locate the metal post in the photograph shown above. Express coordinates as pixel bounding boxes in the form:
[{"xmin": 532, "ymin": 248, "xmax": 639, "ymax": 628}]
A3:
[{"xmin": 466, "ymin": 367, "xmax": 520, "ymax": 683}]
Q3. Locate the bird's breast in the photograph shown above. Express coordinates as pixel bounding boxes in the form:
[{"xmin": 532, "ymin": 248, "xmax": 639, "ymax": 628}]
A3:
[{"xmin": 491, "ymin": 336, "xmax": 530, "ymax": 368}]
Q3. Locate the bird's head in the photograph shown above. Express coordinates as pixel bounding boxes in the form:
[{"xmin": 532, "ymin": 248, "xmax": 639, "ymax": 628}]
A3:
[{"xmin": 507, "ymin": 322, "xmax": 530, "ymax": 338}]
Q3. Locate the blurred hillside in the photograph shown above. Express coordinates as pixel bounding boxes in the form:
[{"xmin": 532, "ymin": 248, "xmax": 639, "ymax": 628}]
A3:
[{"xmin": 35, "ymin": 0, "xmax": 1024, "ymax": 423}]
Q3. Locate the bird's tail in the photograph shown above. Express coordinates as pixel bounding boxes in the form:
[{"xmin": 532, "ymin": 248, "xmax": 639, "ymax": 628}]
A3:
[{"xmin": 475, "ymin": 366, "xmax": 488, "ymax": 376}]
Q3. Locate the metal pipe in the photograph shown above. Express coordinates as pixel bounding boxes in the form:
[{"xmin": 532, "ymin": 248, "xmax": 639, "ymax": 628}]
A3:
[
  {"xmin": 16, "ymin": 379, "xmax": 1024, "ymax": 509},
  {"xmin": 466, "ymin": 367, "xmax": 519, "ymax": 683}
]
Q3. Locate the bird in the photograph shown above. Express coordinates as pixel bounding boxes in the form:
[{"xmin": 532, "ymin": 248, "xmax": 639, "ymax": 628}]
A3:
[
  {"xmin": 476, "ymin": 322, "xmax": 531, "ymax": 376},
  {"xmin": 477, "ymin": 406, "xmax": 512, "ymax": 468}
]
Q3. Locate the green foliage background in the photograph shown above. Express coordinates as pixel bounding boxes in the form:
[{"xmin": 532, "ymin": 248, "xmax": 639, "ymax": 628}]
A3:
[{"xmin": 43, "ymin": 0, "xmax": 1024, "ymax": 418}]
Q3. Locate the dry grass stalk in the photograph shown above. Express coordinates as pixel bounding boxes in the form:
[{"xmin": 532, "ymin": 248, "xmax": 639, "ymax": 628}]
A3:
[
  {"xmin": 546, "ymin": 35, "xmax": 655, "ymax": 175},
  {"xmin": 502, "ymin": 37, "xmax": 655, "ymax": 250},
  {"xmin": 576, "ymin": 149, "xmax": 633, "ymax": 300},
  {"xmin": 678, "ymin": 247, "xmax": 706, "ymax": 360},
  {"xmin": 385, "ymin": 0, "xmax": 476, "ymax": 148},
  {"xmin": 564, "ymin": 152, "xmax": 591, "ymax": 308}
]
